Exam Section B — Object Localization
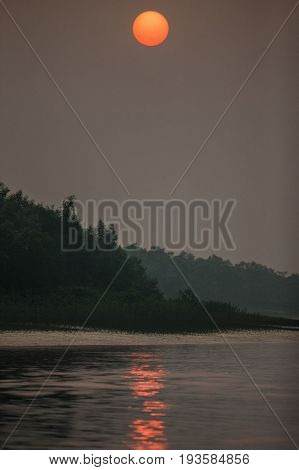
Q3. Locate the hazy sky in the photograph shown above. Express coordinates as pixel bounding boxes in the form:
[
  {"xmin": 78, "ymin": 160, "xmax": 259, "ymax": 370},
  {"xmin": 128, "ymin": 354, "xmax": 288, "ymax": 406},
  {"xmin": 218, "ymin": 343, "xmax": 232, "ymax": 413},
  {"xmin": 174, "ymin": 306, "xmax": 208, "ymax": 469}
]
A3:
[{"xmin": 1, "ymin": 0, "xmax": 298, "ymax": 272}]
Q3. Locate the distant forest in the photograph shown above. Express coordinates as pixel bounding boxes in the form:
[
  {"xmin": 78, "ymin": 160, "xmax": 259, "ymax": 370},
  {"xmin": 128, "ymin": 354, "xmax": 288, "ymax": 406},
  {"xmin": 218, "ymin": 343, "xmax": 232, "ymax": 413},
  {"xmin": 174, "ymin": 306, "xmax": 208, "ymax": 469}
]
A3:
[
  {"xmin": 132, "ymin": 248, "xmax": 299, "ymax": 315},
  {"xmin": 0, "ymin": 182, "xmax": 298, "ymax": 331}
]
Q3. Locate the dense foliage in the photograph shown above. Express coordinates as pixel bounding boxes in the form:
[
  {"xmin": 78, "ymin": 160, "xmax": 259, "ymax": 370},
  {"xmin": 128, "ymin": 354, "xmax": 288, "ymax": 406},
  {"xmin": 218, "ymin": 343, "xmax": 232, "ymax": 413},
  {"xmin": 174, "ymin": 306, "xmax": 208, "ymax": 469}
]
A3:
[{"xmin": 0, "ymin": 183, "xmax": 160, "ymax": 299}]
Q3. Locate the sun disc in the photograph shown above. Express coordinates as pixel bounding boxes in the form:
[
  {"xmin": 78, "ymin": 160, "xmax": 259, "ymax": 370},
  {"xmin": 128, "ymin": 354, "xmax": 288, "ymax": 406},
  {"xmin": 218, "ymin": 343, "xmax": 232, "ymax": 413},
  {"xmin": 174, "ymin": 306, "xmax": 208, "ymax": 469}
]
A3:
[{"xmin": 133, "ymin": 11, "xmax": 169, "ymax": 47}]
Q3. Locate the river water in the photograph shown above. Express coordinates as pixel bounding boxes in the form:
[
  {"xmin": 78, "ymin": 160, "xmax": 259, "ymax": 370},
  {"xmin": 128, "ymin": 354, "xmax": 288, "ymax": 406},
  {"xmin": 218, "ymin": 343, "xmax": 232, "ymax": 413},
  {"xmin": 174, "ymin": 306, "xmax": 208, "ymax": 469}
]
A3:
[{"xmin": 0, "ymin": 330, "xmax": 298, "ymax": 449}]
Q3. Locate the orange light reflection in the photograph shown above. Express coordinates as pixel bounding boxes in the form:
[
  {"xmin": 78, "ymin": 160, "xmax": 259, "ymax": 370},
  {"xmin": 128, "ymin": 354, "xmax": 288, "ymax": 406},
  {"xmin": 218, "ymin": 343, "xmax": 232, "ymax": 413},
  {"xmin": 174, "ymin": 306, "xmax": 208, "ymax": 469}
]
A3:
[{"xmin": 125, "ymin": 352, "xmax": 168, "ymax": 450}]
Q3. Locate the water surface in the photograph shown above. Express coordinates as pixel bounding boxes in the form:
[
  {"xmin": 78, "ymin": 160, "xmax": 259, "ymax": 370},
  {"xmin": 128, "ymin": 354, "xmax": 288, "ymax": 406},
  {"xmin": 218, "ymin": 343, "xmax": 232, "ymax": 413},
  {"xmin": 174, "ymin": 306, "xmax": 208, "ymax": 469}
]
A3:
[{"xmin": 0, "ymin": 330, "xmax": 298, "ymax": 449}]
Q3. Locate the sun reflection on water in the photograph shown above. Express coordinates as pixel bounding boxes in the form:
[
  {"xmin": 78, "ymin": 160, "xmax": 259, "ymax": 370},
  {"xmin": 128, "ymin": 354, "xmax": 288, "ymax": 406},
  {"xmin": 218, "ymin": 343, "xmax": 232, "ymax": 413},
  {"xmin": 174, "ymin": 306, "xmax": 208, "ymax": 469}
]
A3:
[{"xmin": 125, "ymin": 352, "xmax": 168, "ymax": 450}]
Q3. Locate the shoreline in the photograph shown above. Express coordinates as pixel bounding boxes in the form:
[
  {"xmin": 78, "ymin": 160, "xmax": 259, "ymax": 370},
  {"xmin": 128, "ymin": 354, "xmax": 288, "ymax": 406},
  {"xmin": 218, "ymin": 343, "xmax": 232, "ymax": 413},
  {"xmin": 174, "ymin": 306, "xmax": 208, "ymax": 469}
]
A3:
[
  {"xmin": 1, "ymin": 321, "xmax": 299, "ymax": 334},
  {"xmin": 0, "ymin": 327, "xmax": 298, "ymax": 349}
]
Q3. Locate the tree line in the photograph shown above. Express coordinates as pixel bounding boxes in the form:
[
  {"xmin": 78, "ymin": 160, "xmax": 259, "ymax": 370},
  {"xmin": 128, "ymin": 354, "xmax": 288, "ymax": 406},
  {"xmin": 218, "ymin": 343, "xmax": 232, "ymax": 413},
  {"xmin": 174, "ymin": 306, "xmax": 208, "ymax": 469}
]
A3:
[
  {"xmin": 0, "ymin": 182, "xmax": 160, "ymax": 299},
  {"xmin": 1, "ymin": 182, "xmax": 298, "ymax": 331}
]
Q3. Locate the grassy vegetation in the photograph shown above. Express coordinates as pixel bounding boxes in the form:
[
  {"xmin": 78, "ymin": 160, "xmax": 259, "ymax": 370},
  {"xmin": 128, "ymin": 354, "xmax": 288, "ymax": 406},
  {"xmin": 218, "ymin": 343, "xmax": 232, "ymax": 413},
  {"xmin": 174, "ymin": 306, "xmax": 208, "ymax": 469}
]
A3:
[{"xmin": 1, "ymin": 289, "xmax": 298, "ymax": 333}]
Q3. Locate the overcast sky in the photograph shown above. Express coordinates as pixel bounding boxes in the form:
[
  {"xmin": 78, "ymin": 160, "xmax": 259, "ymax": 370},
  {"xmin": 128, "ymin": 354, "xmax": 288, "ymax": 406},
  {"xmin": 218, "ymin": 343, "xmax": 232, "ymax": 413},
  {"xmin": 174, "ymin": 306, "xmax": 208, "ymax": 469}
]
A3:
[{"xmin": 0, "ymin": 0, "xmax": 298, "ymax": 272}]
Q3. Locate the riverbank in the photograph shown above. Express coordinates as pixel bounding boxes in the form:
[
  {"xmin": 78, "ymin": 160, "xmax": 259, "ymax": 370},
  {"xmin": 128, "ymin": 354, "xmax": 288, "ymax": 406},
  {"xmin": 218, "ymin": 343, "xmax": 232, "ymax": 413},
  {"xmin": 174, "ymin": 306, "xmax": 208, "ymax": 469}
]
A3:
[{"xmin": 0, "ymin": 328, "xmax": 298, "ymax": 348}]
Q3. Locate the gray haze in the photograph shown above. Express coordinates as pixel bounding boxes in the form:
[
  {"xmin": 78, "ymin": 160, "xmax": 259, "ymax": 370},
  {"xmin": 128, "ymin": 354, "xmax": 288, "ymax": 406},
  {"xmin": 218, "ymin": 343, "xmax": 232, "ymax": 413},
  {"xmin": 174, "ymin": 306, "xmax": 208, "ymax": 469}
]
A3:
[{"xmin": 0, "ymin": 0, "xmax": 298, "ymax": 272}]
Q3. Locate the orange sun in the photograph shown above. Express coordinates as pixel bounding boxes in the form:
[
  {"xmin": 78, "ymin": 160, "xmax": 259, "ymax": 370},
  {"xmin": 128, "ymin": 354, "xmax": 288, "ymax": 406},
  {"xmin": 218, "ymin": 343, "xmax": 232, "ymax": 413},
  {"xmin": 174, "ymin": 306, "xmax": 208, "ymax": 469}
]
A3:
[{"xmin": 133, "ymin": 11, "xmax": 169, "ymax": 47}]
